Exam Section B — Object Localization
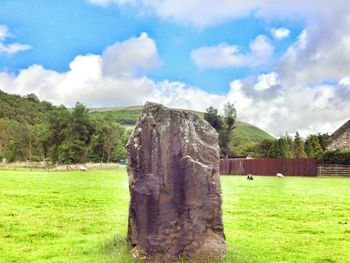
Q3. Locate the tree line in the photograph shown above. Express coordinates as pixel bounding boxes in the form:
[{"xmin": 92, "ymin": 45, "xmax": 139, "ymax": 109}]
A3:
[
  {"xmin": 203, "ymin": 104, "xmax": 331, "ymax": 159},
  {"xmin": 0, "ymin": 91, "xmax": 130, "ymax": 164},
  {"xmin": 266, "ymin": 132, "xmax": 330, "ymax": 158},
  {"xmin": 204, "ymin": 103, "xmax": 237, "ymax": 158}
]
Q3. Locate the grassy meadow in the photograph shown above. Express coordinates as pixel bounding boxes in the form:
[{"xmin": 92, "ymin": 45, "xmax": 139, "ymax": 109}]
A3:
[{"xmin": 0, "ymin": 168, "xmax": 349, "ymax": 263}]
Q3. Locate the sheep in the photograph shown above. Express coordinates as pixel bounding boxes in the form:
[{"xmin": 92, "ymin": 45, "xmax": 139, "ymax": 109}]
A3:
[
  {"xmin": 246, "ymin": 174, "xmax": 254, "ymax": 180},
  {"xmin": 276, "ymin": 173, "xmax": 284, "ymax": 178},
  {"xmin": 80, "ymin": 165, "xmax": 88, "ymax": 171}
]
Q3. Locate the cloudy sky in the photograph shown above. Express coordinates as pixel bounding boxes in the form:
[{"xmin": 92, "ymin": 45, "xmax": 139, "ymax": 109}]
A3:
[{"xmin": 1, "ymin": 0, "xmax": 350, "ymax": 136}]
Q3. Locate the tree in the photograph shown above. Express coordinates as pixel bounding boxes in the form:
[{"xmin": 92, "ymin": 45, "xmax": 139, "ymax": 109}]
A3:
[
  {"xmin": 61, "ymin": 102, "xmax": 95, "ymax": 164},
  {"xmin": 32, "ymin": 123, "xmax": 51, "ymax": 162},
  {"xmin": 268, "ymin": 140, "xmax": 279, "ymax": 158},
  {"xmin": 24, "ymin": 93, "xmax": 40, "ymax": 103},
  {"xmin": 293, "ymin": 132, "xmax": 306, "ymax": 158},
  {"xmin": 204, "ymin": 106, "xmax": 223, "ymax": 131},
  {"xmin": 204, "ymin": 103, "xmax": 237, "ymax": 158},
  {"xmin": 284, "ymin": 133, "xmax": 294, "ymax": 158},
  {"xmin": 45, "ymin": 106, "xmax": 71, "ymax": 163},
  {"xmin": 0, "ymin": 118, "xmax": 12, "ymax": 159},
  {"xmin": 304, "ymin": 139, "xmax": 314, "ymax": 157},
  {"xmin": 88, "ymin": 114, "xmax": 127, "ymax": 163},
  {"xmin": 250, "ymin": 139, "xmax": 274, "ymax": 158},
  {"xmin": 317, "ymin": 133, "xmax": 330, "ymax": 151},
  {"xmin": 220, "ymin": 103, "xmax": 237, "ymax": 158},
  {"xmin": 305, "ymin": 135, "xmax": 323, "ymax": 157},
  {"xmin": 223, "ymin": 102, "xmax": 237, "ymax": 131},
  {"xmin": 277, "ymin": 138, "xmax": 289, "ymax": 158},
  {"xmin": 268, "ymin": 138, "xmax": 288, "ymax": 158}
]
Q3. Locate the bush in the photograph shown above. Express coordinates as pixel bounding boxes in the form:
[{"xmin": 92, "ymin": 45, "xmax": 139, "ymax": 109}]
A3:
[{"xmin": 318, "ymin": 150, "xmax": 350, "ymax": 165}]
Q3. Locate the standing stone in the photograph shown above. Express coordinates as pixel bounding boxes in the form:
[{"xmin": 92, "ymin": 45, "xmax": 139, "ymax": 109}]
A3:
[{"xmin": 126, "ymin": 102, "xmax": 227, "ymax": 262}]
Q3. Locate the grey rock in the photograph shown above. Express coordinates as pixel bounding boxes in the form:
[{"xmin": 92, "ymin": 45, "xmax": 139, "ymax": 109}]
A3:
[{"xmin": 126, "ymin": 102, "xmax": 227, "ymax": 262}]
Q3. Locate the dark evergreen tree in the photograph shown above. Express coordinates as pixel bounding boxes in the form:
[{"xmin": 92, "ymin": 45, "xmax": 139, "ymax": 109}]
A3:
[
  {"xmin": 304, "ymin": 139, "xmax": 314, "ymax": 157},
  {"xmin": 317, "ymin": 133, "xmax": 330, "ymax": 151},
  {"xmin": 284, "ymin": 133, "xmax": 294, "ymax": 158},
  {"xmin": 293, "ymin": 132, "xmax": 306, "ymax": 158},
  {"xmin": 268, "ymin": 140, "xmax": 279, "ymax": 158},
  {"xmin": 203, "ymin": 106, "xmax": 223, "ymax": 131}
]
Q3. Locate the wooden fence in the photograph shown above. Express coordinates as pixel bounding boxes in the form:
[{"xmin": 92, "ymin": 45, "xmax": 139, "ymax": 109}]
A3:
[
  {"xmin": 220, "ymin": 158, "xmax": 317, "ymax": 176},
  {"xmin": 317, "ymin": 164, "xmax": 350, "ymax": 176}
]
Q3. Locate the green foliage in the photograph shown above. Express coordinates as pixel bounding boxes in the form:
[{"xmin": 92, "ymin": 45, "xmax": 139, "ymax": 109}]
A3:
[
  {"xmin": 204, "ymin": 103, "xmax": 238, "ymax": 158},
  {"xmin": 304, "ymin": 139, "xmax": 314, "ymax": 157},
  {"xmin": 318, "ymin": 150, "xmax": 350, "ymax": 165},
  {"xmin": 223, "ymin": 102, "xmax": 236, "ymax": 130},
  {"xmin": 268, "ymin": 132, "xmax": 330, "ymax": 159},
  {"xmin": 268, "ymin": 140, "xmax": 279, "ymax": 158},
  {"xmin": 0, "ymin": 90, "xmax": 51, "ymax": 125},
  {"xmin": 284, "ymin": 133, "xmax": 294, "ymax": 158},
  {"xmin": 221, "ymin": 103, "xmax": 237, "ymax": 158},
  {"xmin": 89, "ymin": 114, "xmax": 128, "ymax": 163},
  {"xmin": 203, "ymin": 106, "xmax": 223, "ymax": 131},
  {"xmin": 305, "ymin": 134, "xmax": 323, "ymax": 157},
  {"xmin": 0, "ymin": 90, "xmax": 128, "ymax": 164},
  {"xmin": 94, "ymin": 106, "xmax": 274, "ymax": 158},
  {"xmin": 293, "ymin": 132, "xmax": 307, "ymax": 158},
  {"xmin": 229, "ymin": 124, "xmax": 274, "ymax": 157},
  {"xmin": 268, "ymin": 138, "xmax": 289, "ymax": 158},
  {"xmin": 317, "ymin": 133, "xmax": 330, "ymax": 151},
  {"xmin": 1, "ymin": 168, "xmax": 350, "ymax": 262},
  {"xmin": 249, "ymin": 139, "xmax": 274, "ymax": 158},
  {"xmin": 90, "ymin": 108, "xmax": 142, "ymax": 125}
]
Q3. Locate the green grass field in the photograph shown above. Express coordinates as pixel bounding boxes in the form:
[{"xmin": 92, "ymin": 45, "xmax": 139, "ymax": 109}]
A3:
[{"xmin": 0, "ymin": 168, "xmax": 349, "ymax": 263}]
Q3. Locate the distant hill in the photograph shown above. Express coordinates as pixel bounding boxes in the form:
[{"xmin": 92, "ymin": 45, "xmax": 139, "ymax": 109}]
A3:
[
  {"xmin": 0, "ymin": 89, "xmax": 274, "ymax": 160},
  {"xmin": 0, "ymin": 90, "xmax": 55, "ymax": 125},
  {"xmin": 89, "ymin": 105, "xmax": 275, "ymax": 156}
]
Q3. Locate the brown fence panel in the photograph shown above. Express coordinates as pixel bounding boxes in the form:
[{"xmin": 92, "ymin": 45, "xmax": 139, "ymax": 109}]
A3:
[{"xmin": 220, "ymin": 158, "xmax": 317, "ymax": 176}]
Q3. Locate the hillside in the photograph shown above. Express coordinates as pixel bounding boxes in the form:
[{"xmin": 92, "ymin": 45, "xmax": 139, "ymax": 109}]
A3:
[
  {"xmin": 0, "ymin": 90, "xmax": 55, "ymax": 125},
  {"xmin": 89, "ymin": 106, "xmax": 275, "ymax": 156},
  {"xmin": 0, "ymin": 89, "xmax": 274, "ymax": 159}
]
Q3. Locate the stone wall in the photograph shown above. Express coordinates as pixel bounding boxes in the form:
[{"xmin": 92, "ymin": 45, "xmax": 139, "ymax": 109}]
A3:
[{"xmin": 327, "ymin": 128, "xmax": 350, "ymax": 150}]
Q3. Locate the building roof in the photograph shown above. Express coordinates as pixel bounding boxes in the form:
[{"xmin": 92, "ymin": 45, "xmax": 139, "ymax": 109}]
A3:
[{"xmin": 330, "ymin": 119, "xmax": 350, "ymax": 142}]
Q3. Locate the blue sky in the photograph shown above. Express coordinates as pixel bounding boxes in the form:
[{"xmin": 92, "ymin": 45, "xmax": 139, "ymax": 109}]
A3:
[
  {"xmin": 0, "ymin": 0, "xmax": 301, "ymax": 94},
  {"xmin": 0, "ymin": 0, "xmax": 349, "ymax": 136}
]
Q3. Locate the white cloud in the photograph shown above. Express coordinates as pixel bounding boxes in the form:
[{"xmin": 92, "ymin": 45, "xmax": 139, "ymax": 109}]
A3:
[
  {"xmin": 0, "ymin": 42, "xmax": 32, "ymax": 55},
  {"xmin": 3, "ymin": 49, "xmax": 349, "ymax": 136},
  {"xmin": 0, "ymin": 25, "xmax": 10, "ymax": 41},
  {"xmin": 5, "ymin": 0, "xmax": 350, "ymax": 137},
  {"xmin": 86, "ymin": 1, "xmax": 348, "ymax": 28},
  {"xmin": 102, "ymin": 32, "xmax": 161, "ymax": 77},
  {"xmin": 0, "ymin": 25, "xmax": 31, "ymax": 55},
  {"xmin": 88, "ymin": 0, "xmax": 261, "ymax": 27},
  {"xmin": 254, "ymin": 72, "xmax": 279, "ymax": 91},
  {"xmin": 0, "ymin": 33, "xmax": 159, "ymax": 107},
  {"xmin": 222, "ymin": 76, "xmax": 350, "ymax": 137},
  {"xmin": 87, "ymin": 0, "xmax": 350, "ymax": 85},
  {"xmin": 191, "ymin": 35, "xmax": 274, "ymax": 69},
  {"xmin": 148, "ymin": 80, "xmax": 223, "ymax": 111},
  {"xmin": 271, "ymin": 27, "xmax": 290, "ymax": 40}
]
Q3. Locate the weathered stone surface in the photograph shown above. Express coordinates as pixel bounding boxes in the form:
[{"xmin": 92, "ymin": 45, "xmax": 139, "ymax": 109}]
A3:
[
  {"xmin": 327, "ymin": 119, "xmax": 350, "ymax": 150},
  {"xmin": 126, "ymin": 102, "xmax": 227, "ymax": 262}
]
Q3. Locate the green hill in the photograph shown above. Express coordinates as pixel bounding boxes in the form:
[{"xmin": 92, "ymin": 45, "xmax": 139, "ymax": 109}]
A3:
[
  {"xmin": 0, "ymin": 89, "xmax": 274, "ymax": 161},
  {"xmin": 230, "ymin": 121, "xmax": 274, "ymax": 157},
  {"xmin": 89, "ymin": 106, "xmax": 275, "ymax": 157}
]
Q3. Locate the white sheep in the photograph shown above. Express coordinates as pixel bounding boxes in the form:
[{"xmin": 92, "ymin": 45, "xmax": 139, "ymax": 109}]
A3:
[
  {"xmin": 80, "ymin": 165, "xmax": 88, "ymax": 171},
  {"xmin": 276, "ymin": 173, "xmax": 284, "ymax": 178}
]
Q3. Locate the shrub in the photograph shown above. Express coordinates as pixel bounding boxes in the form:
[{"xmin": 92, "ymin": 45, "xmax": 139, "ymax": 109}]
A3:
[{"xmin": 318, "ymin": 150, "xmax": 350, "ymax": 165}]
